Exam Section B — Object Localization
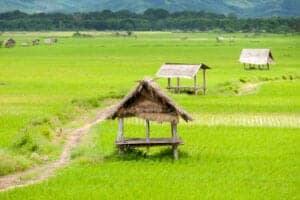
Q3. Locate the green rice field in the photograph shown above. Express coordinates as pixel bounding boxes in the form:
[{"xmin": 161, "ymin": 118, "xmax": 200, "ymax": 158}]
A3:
[{"xmin": 0, "ymin": 32, "xmax": 299, "ymax": 199}]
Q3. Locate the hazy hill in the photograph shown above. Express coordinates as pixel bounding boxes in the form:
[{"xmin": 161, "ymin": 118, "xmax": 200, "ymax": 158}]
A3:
[{"xmin": 0, "ymin": 0, "xmax": 299, "ymax": 17}]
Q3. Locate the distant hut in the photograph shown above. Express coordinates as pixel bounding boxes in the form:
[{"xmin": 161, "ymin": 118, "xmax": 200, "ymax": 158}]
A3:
[
  {"xmin": 216, "ymin": 36, "xmax": 224, "ymax": 43},
  {"xmin": 3, "ymin": 38, "xmax": 16, "ymax": 48},
  {"xmin": 107, "ymin": 78, "xmax": 193, "ymax": 159},
  {"xmin": 239, "ymin": 49, "xmax": 275, "ymax": 70},
  {"xmin": 44, "ymin": 38, "xmax": 57, "ymax": 45},
  {"xmin": 32, "ymin": 39, "xmax": 40, "ymax": 45},
  {"xmin": 229, "ymin": 36, "xmax": 236, "ymax": 43},
  {"xmin": 156, "ymin": 63, "xmax": 211, "ymax": 95},
  {"xmin": 21, "ymin": 42, "xmax": 30, "ymax": 47}
]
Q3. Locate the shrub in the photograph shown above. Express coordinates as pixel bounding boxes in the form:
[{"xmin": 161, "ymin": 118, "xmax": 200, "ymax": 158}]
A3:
[{"xmin": 0, "ymin": 150, "xmax": 31, "ymax": 176}]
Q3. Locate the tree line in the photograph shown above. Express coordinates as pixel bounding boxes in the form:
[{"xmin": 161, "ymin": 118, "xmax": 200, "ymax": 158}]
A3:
[{"xmin": 0, "ymin": 9, "xmax": 299, "ymax": 33}]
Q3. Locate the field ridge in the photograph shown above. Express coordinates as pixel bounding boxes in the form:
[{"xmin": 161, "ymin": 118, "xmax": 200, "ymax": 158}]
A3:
[{"xmin": 0, "ymin": 106, "xmax": 113, "ymax": 192}]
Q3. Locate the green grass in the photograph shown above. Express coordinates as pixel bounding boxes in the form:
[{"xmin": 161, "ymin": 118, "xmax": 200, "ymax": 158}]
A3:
[
  {"xmin": 0, "ymin": 31, "xmax": 299, "ymax": 199},
  {"xmin": 1, "ymin": 124, "xmax": 299, "ymax": 199}
]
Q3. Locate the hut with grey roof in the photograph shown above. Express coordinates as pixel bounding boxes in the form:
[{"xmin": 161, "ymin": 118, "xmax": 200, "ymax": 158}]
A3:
[
  {"xmin": 107, "ymin": 78, "xmax": 193, "ymax": 159},
  {"xmin": 44, "ymin": 38, "xmax": 57, "ymax": 45},
  {"xmin": 3, "ymin": 38, "xmax": 16, "ymax": 48},
  {"xmin": 239, "ymin": 49, "xmax": 275, "ymax": 70},
  {"xmin": 156, "ymin": 63, "xmax": 211, "ymax": 95}
]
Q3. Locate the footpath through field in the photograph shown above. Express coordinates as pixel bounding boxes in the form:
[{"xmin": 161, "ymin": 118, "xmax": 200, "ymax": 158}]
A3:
[{"xmin": 0, "ymin": 106, "xmax": 115, "ymax": 192}]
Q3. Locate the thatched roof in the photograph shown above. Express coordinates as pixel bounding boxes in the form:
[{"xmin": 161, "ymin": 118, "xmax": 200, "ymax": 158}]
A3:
[
  {"xmin": 3, "ymin": 38, "xmax": 16, "ymax": 48},
  {"xmin": 239, "ymin": 49, "xmax": 275, "ymax": 65},
  {"xmin": 156, "ymin": 63, "xmax": 210, "ymax": 79},
  {"xmin": 44, "ymin": 38, "xmax": 58, "ymax": 44},
  {"xmin": 107, "ymin": 78, "xmax": 193, "ymax": 123}
]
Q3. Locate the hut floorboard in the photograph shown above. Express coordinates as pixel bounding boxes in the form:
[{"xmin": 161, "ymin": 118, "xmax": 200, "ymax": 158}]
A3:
[{"xmin": 116, "ymin": 137, "xmax": 183, "ymax": 147}]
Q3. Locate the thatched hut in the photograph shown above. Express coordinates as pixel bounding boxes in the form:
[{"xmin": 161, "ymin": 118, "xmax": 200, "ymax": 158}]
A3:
[
  {"xmin": 216, "ymin": 36, "xmax": 224, "ymax": 43},
  {"xmin": 156, "ymin": 63, "xmax": 211, "ymax": 95},
  {"xmin": 3, "ymin": 38, "xmax": 16, "ymax": 48},
  {"xmin": 229, "ymin": 36, "xmax": 236, "ymax": 43},
  {"xmin": 32, "ymin": 39, "xmax": 40, "ymax": 45},
  {"xmin": 21, "ymin": 42, "xmax": 30, "ymax": 47},
  {"xmin": 107, "ymin": 78, "xmax": 193, "ymax": 159},
  {"xmin": 44, "ymin": 38, "xmax": 57, "ymax": 45},
  {"xmin": 239, "ymin": 49, "xmax": 275, "ymax": 70}
]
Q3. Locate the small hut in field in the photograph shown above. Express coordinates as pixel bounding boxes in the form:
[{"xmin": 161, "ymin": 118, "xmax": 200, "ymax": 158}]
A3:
[
  {"xmin": 239, "ymin": 49, "xmax": 275, "ymax": 70},
  {"xmin": 107, "ymin": 78, "xmax": 193, "ymax": 159},
  {"xmin": 216, "ymin": 36, "xmax": 224, "ymax": 43},
  {"xmin": 156, "ymin": 63, "xmax": 211, "ymax": 95},
  {"xmin": 44, "ymin": 38, "xmax": 57, "ymax": 45},
  {"xmin": 21, "ymin": 42, "xmax": 30, "ymax": 47},
  {"xmin": 3, "ymin": 38, "xmax": 16, "ymax": 48},
  {"xmin": 32, "ymin": 39, "xmax": 40, "ymax": 45}
]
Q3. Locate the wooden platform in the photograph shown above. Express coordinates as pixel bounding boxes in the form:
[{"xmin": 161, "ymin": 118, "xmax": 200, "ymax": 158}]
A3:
[{"xmin": 116, "ymin": 138, "xmax": 183, "ymax": 147}]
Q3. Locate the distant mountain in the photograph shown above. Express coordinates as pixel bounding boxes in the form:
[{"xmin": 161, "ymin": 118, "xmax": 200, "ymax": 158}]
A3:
[{"xmin": 0, "ymin": 0, "xmax": 299, "ymax": 17}]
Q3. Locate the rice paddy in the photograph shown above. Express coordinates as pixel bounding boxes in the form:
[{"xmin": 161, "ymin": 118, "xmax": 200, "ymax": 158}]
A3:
[{"xmin": 0, "ymin": 31, "xmax": 299, "ymax": 199}]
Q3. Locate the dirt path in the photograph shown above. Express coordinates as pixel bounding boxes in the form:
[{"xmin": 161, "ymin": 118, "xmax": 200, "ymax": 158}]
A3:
[{"xmin": 0, "ymin": 106, "xmax": 114, "ymax": 192}]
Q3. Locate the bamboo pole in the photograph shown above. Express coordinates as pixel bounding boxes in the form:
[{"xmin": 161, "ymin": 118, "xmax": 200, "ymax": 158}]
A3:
[
  {"xmin": 167, "ymin": 78, "xmax": 171, "ymax": 90},
  {"xmin": 117, "ymin": 118, "xmax": 124, "ymax": 154},
  {"xmin": 171, "ymin": 122, "xmax": 178, "ymax": 160},
  {"xmin": 117, "ymin": 118, "xmax": 124, "ymax": 141},
  {"xmin": 146, "ymin": 119, "xmax": 150, "ymax": 153},
  {"xmin": 203, "ymin": 69, "xmax": 207, "ymax": 96},
  {"xmin": 194, "ymin": 75, "xmax": 198, "ymax": 95},
  {"xmin": 177, "ymin": 78, "xmax": 180, "ymax": 94}
]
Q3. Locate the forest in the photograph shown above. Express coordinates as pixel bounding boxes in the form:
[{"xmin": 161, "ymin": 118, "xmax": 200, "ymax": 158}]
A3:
[{"xmin": 0, "ymin": 9, "xmax": 299, "ymax": 33}]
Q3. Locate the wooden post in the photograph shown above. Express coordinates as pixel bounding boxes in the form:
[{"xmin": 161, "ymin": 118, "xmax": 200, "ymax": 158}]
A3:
[
  {"xmin": 171, "ymin": 122, "xmax": 178, "ymax": 160},
  {"xmin": 117, "ymin": 118, "xmax": 124, "ymax": 154},
  {"xmin": 194, "ymin": 75, "xmax": 198, "ymax": 95},
  {"xmin": 203, "ymin": 69, "xmax": 207, "ymax": 96},
  {"xmin": 173, "ymin": 145, "xmax": 178, "ymax": 160},
  {"xmin": 176, "ymin": 77, "xmax": 180, "ymax": 94},
  {"xmin": 167, "ymin": 78, "xmax": 171, "ymax": 90},
  {"xmin": 171, "ymin": 122, "xmax": 178, "ymax": 140},
  {"xmin": 146, "ymin": 119, "xmax": 150, "ymax": 153},
  {"xmin": 117, "ymin": 118, "xmax": 124, "ymax": 141}
]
